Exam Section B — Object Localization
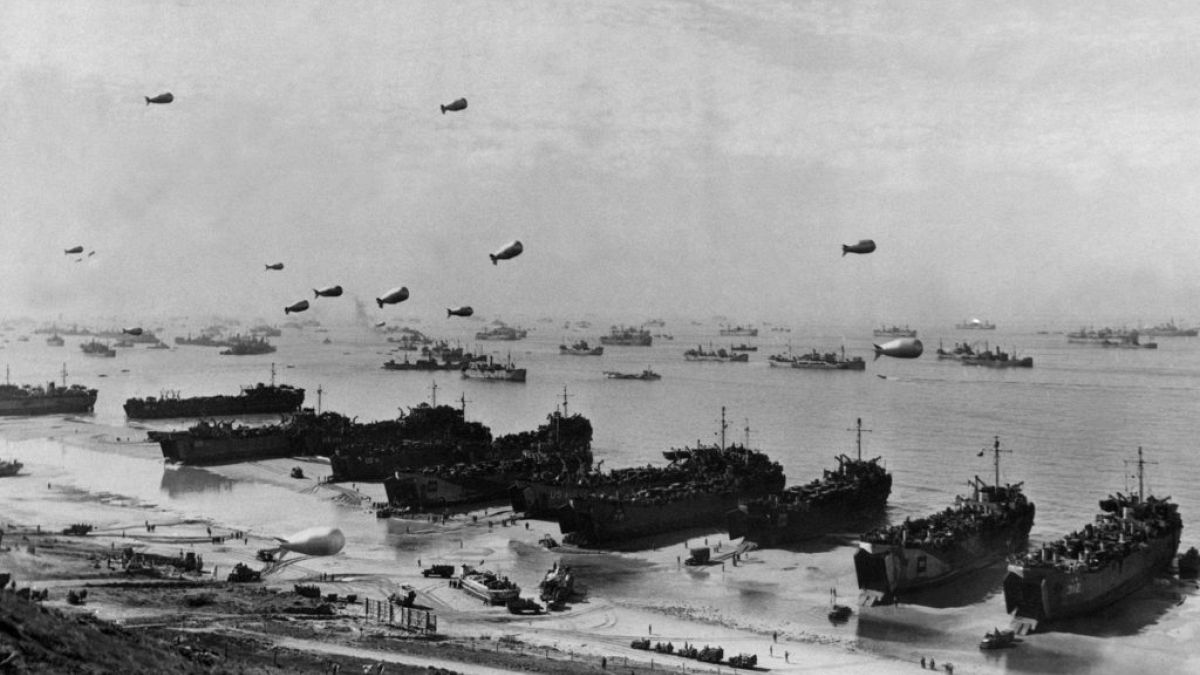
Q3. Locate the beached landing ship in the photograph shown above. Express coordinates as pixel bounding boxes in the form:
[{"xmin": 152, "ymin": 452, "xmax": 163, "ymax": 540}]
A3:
[
  {"xmin": 727, "ymin": 419, "xmax": 891, "ymax": 547},
  {"xmin": 383, "ymin": 406, "xmax": 593, "ymax": 511},
  {"xmin": 150, "ymin": 415, "xmax": 319, "ymax": 465},
  {"xmin": 124, "ymin": 370, "xmax": 304, "ymax": 419},
  {"xmin": 556, "ymin": 409, "xmax": 786, "ymax": 546},
  {"xmin": 328, "ymin": 402, "xmax": 495, "ymax": 481},
  {"xmin": 1003, "ymin": 447, "xmax": 1181, "ymax": 633},
  {"xmin": 0, "ymin": 368, "xmax": 98, "ymax": 416},
  {"xmin": 855, "ymin": 437, "xmax": 1036, "ymax": 605}
]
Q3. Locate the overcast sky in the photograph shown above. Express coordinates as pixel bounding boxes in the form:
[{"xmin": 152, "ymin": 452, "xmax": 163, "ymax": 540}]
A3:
[{"xmin": 4, "ymin": 0, "xmax": 1200, "ymax": 330}]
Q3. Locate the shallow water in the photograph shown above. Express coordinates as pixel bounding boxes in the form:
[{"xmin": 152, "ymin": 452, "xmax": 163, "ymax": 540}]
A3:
[{"xmin": 3, "ymin": 323, "xmax": 1199, "ymax": 673}]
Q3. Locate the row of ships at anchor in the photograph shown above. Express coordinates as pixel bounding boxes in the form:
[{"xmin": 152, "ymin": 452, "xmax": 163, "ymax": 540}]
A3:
[{"xmin": 4, "ymin": 357, "xmax": 1189, "ymax": 637}]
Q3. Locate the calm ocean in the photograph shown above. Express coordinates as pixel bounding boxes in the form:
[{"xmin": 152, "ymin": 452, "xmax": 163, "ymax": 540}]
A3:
[{"xmin": 3, "ymin": 320, "xmax": 1198, "ymax": 673}]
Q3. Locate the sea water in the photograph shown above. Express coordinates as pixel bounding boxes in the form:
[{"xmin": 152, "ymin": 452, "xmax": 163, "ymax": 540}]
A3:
[{"xmin": 2, "ymin": 321, "xmax": 1198, "ymax": 673}]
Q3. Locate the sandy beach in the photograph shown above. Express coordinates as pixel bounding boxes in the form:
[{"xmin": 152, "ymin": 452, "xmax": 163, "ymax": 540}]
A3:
[{"xmin": 2, "ymin": 417, "xmax": 907, "ymax": 674}]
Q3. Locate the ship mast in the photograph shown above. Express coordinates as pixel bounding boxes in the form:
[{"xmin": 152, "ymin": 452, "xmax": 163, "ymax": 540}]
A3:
[
  {"xmin": 984, "ymin": 436, "xmax": 1011, "ymax": 489},
  {"xmin": 718, "ymin": 406, "xmax": 728, "ymax": 451},
  {"xmin": 430, "ymin": 381, "xmax": 438, "ymax": 407},
  {"xmin": 316, "ymin": 385, "xmax": 323, "ymax": 415},
  {"xmin": 459, "ymin": 392, "xmax": 469, "ymax": 416},
  {"xmin": 61, "ymin": 363, "xmax": 67, "ymax": 388},
  {"xmin": 744, "ymin": 418, "xmax": 751, "ymax": 448},
  {"xmin": 560, "ymin": 386, "xmax": 570, "ymax": 417},
  {"xmin": 847, "ymin": 418, "xmax": 872, "ymax": 461},
  {"xmin": 270, "ymin": 362, "xmax": 276, "ymax": 387},
  {"xmin": 1125, "ymin": 446, "xmax": 1157, "ymax": 502}
]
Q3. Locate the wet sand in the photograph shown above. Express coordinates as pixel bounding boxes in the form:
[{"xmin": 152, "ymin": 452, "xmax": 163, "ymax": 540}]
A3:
[
  {"xmin": 1, "ymin": 417, "xmax": 897, "ymax": 674},
  {"xmin": 5, "ymin": 416, "xmax": 1199, "ymax": 674}
]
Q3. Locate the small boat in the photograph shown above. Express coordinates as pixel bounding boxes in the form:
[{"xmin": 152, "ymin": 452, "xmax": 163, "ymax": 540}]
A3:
[
  {"xmin": 0, "ymin": 458, "xmax": 23, "ymax": 477},
  {"xmin": 827, "ymin": 589, "xmax": 852, "ymax": 622},
  {"xmin": 603, "ymin": 369, "xmax": 661, "ymax": 381},
  {"xmin": 290, "ymin": 466, "xmax": 305, "ymax": 479},
  {"xmin": 729, "ymin": 343, "xmax": 757, "ymax": 352},
  {"xmin": 979, "ymin": 627, "xmax": 1016, "ymax": 650},
  {"xmin": 559, "ymin": 340, "xmax": 603, "ymax": 356}
]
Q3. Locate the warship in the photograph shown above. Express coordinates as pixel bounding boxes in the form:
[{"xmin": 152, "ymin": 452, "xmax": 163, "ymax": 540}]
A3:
[
  {"xmin": 0, "ymin": 367, "xmax": 97, "ymax": 416},
  {"xmin": 474, "ymin": 324, "xmax": 527, "ymax": 341},
  {"xmin": 726, "ymin": 419, "xmax": 891, "ymax": 547},
  {"xmin": 556, "ymin": 408, "xmax": 786, "ymax": 546},
  {"xmin": 80, "ymin": 340, "xmax": 116, "ymax": 357},
  {"xmin": 854, "ymin": 437, "xmax": 1036, "ymax": 605},
  {"xmin": 1003, "ymin": 447, "xmax": 1181, "ymax": 632},
  {"xmin": 124, "ymin": 367, "xmax": 304, "ymax": 419},
  {"xmin": 219, "ymin": 334, "xmax": 276, "ymax": 355}
]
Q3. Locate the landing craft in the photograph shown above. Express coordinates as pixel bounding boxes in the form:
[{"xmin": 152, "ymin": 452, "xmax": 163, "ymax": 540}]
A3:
[
  {"xmin": 376, "ymin": 287, "xmax": 409, "ymax": 308},
  {"xmin": 145, "ymin": 92, "xmax": 174, "ymax": 105},
  {"xmin": 441, "ymin": 97, "xmax": 467, "ymax": 114},
  {"xmin": 313, "ymin": 285, "xmax": 343, "ymax": 298},
  {"xmin": 490, "ymin": 240, "xmax": 523, "ymax": 265},
  {"xmin": 265, "ymin": 263, "xmax": 285, "ymax": 271},
  {"xmin": 87, "ymin": 250, "xmax": 95, "ymax": 257},
  {"xmin": 122, "ymin": 327, "xmax": 144, "ymax": 336},
  {"xmin": 64, "ymin": 246, "xmax": 84, "ymax": 255},
  {"xmin": 842, "ymin": 239, "xmax": 876, "ymax": 256},
  {"xmin": 447, "ymin": 306, "xmax": 474, "ymax": 318},
  {"xmin": 873, "ymin": 337, "xmax": 923, "ymax": 360},
  {"xmin": 284, "ymin": 300, "xmax": 310, "ymax": 314},
  {"xmin": 374, "ymin": 321, "xmax": 387, "ymax": 328}
]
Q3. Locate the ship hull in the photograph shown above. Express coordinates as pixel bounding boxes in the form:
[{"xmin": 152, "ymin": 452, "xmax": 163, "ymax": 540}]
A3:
[
  {"xmin": 727, "ymin": 488, "xmax": 890, "ymax": 547},
  {"xmin": 558, "ymin": 492, "xmax": 742, "ymax": 544},
  {"xmin": 385, "ymin": 471, "xmax": 512, "ymax": 509},
  {"xmin": 124, "ymin": 388, "xmax": 304, "ymax": 419},
  {"xmin": 0, "ymin": 393, "xmax": 97, "ymax": 416},
  {"xmin": 156, "ymin": 432, "xmax": 296, "ymax": 465},
  {"xmin": 1002, "ymin": 527, "xmax": 1180, "ymax": 627},
  {"xmin": 855, "ymin": 506, "xmax": 1034, "ymax": 604}
]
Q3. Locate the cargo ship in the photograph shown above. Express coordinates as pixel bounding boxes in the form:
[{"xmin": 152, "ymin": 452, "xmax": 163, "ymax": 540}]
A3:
[
  {"xmin": 873, "ymin": 325, "xmax": 917, "ymax": 338},
  {"xmin": 382, "ymin": 354, "xmax": 475, "ymax": 371},
  {"xmin": 726, "ymin": 418, "xmax": 891, "ymax": 547},
  {"xmin": 80, "ymin": 340, "xmax": 116, "ymax": 357},
  {"xmin": 1138, "ymin": 319, "xmax": 1197, "ymax": 337},
  {"xmin": 855, "ymin": 436, "xmax": 1035, "ymax": 605},
  {"xmin": 174, "ymin": 333, "xmax": 230, "ymax": 348},
  {"xmin": 0, "ymin": 368, "xmax": 98, "ymax": 416},
  {"xmin": 474, "ymin": 324, "xmax": 527, "ymax": 341},
  {"xmin": 718, "ymin": 325, "xmax": 758, "ymax": 337},
  {"xmin": 124, "ymin": 369, "xmax": 304, "ymax": 419},
  {"xmin": 770, "ymin": 347, "xmax": 865, "ymax": 370},
  {"xmin": 461, "ymin": 355, "xmax": 526, "ymax": 382},
  {"xmin": 598, "ymin": 325, "xmax": 652, "ymax": 346},
  {"xmin": 960, "ymin": 346, "xmax": 1033, "ymax": 368},
  {"xmin": 556, "ymin": 409, "xmax": 786, "ymax": 546},
  {"xmin": 220, "ymin": 335, "xmax": 276, "ymax": 355},
  {"xmin": 1002, "ymin": 447, "xmax": 1181, "ymax": 632}
]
